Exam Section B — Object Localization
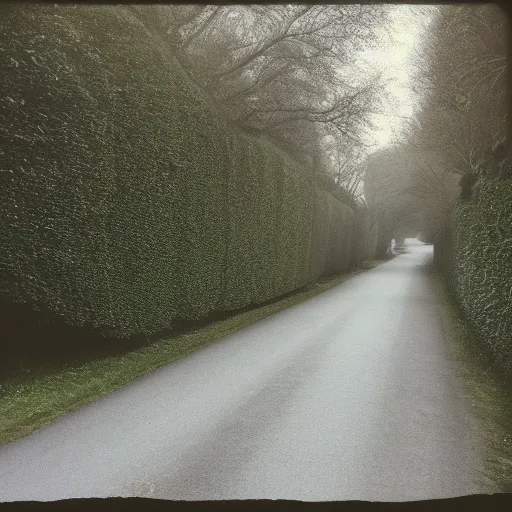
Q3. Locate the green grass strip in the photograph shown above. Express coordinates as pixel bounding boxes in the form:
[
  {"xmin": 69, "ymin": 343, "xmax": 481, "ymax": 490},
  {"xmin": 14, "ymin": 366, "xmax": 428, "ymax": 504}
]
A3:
[
  {"xmin": 433, "ymin": 270, "xmax": 512, "ymax": 492},
  {"xmin": 0, "ymin": 261, "xmax": 382, "ymax": 446}
]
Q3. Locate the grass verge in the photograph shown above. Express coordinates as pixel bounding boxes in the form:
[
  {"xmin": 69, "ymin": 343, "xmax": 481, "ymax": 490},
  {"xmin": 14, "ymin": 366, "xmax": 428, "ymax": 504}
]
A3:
[
  {"xmin": 0, "ymin": 261, "xmax": 383, "ymax": 446},
  {"xmin": 433, "ymin": 270, "xmax": 512, "ymax": 492}
]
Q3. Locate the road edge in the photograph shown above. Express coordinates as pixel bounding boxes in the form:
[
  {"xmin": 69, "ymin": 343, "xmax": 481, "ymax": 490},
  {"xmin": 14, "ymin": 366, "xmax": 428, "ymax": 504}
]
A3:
[
  {"xmin": 0, "ymin": 260, "xmax": 385, "ymax": 447},
  {"xmin": 431, "ymin": 269, "xmax": 512, "ymax": 493}
]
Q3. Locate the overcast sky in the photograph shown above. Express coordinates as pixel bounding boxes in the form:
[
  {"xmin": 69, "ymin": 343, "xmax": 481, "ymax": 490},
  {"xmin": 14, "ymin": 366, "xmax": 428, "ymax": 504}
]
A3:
[{"xmin": 360, "ymin": 5, "xmax": 436, "ymax": 152}]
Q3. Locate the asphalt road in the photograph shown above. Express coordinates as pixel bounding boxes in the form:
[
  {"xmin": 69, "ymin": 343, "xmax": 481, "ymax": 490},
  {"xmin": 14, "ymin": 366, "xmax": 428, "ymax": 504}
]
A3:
[{"xmin": 0, "ymin": 239, "xmax": 491, "ymax": 502}]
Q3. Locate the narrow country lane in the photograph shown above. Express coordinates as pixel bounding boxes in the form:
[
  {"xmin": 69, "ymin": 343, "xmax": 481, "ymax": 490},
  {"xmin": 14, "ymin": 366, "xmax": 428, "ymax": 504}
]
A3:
[{"xmin": 0, "ymin": 240, "xmax": 491, "ymax": 502}]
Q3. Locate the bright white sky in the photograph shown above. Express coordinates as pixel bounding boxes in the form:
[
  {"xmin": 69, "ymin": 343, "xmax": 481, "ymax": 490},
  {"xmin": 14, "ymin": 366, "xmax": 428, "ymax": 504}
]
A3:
[{"xmin": 359, "ymin": 5, "xmax": 436, "ymax": 151}]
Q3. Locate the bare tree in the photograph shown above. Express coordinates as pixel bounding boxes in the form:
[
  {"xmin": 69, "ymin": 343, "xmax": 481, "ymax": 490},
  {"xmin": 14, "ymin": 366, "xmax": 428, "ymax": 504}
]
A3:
[
  {"xmin": 409, "ymin": 4, "xmax": 507, "ymax": 179},
  {"xmin": 365, "ymin": 4, "xmax": 508, "ymax": 248},
  {"xmin": 129, "ymin": 4, "xmax": 397, "ymax": 193}
]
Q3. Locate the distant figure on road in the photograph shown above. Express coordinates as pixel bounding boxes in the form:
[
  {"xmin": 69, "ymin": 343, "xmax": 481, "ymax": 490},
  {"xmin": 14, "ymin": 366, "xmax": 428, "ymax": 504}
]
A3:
[{"xmin": 387, "ymin": 239, "xmax": 396, "ymax": 257}]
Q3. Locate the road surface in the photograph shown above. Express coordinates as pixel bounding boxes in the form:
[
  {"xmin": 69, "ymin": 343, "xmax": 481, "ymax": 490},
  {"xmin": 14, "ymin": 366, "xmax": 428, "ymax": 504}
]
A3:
[{"xmin": 0, "ymin": 239, "xmax": 491, "ymax": 501}]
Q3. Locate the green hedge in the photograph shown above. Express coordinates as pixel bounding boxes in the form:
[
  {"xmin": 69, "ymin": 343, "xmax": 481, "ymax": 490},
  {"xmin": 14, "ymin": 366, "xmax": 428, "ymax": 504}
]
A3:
[
  {"xmin": 0, "ymin": 5, "xmax": 230, "ymax": 338},
  {"xmin": 0, "ymin": 5, "xmax": 371, "ymax": 347},
  {"xmin": 452, "ymin": 178, "xmax": 512, "ymax": 375},
  {"xmin": 309, "ymin": 191, "xmax": 355, "ymax": 281},
  {"xmin": 350, "ymin": 207, "xmax": 378, "ymax": 267}
]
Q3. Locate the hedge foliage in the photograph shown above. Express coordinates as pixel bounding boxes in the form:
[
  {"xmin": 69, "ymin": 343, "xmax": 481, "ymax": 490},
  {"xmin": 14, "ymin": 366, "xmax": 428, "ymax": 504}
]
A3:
[
  {"xmin": 0, "ymin": 5, "xmax": 374, "ymax": 344},
  {"xmin": 350, "ymin": 207, "xmax": 378, "ymax": 268},
  {"xmin": 452, "ymin": 178, "xmax": 512, "ymax": 375},
  {"xmin": 1, "ymin": 5, "xmax": 233, "ymax": 338},
  {"xmin": 309, "ymin": 189, "xmax": 356, "ymax": 281},
  {"xmin": 220, "ymin": 134, "xmax": 314, "ymax": 311}
]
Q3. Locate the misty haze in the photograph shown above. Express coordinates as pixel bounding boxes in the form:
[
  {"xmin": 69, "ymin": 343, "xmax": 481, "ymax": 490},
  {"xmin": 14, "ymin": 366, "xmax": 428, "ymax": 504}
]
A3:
[{"xmin": 0, "ymin": 3, "xmax": 511, "ymax": 504}]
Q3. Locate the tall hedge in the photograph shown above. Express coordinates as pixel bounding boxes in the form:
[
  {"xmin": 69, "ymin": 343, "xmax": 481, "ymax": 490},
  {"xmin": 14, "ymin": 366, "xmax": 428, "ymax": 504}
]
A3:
[
  {"xmin": 350, "ymin": 207, "xmax": 378, "ymax": 267},
  {"xmin": 0, "ymin": 5, "xmax": 231, "ymax": 338},
  {"xmin": 451, "ymin": 178, "xmax": 512, "ymax": 375},
  {"xmin": 309, "ymin": 190, "xmax": 355, "ymax": 281},
  {"xmin": 0, "ymin": 5, "xmax": 371, "ymax": 348},
  {"xmin": 220, "ymin": 134, "xmax": 313, "ymax": 310}
]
